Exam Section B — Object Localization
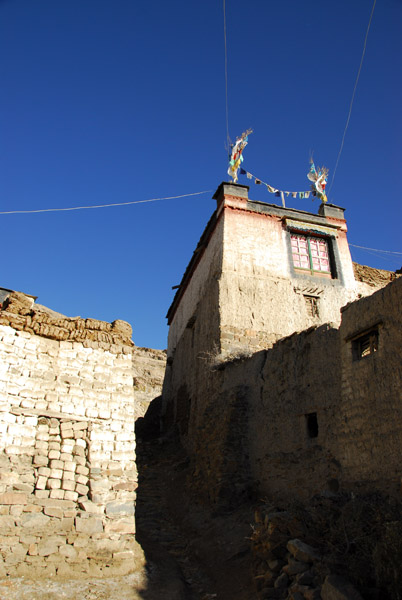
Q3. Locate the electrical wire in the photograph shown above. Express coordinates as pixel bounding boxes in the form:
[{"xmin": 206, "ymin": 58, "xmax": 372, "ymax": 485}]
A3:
[
  {"xmin": 349, "ymin": 243, "xmax": 402, "ymax": 256},
  {"xmin": 2, "ymin": 191, "xmax": 400, "ymax": 263},
  {"xmin": 350, "ymin": 247, "xmax": 401, "ymax": 266},
  {"xmin": 329, "ymin": 0, "xmax": 377, "ymax": 194},
  {"xmin": 223, "ymin": 0, "xmax": 230, "ymax": 153},
  {"xmin": 0, "ymin": 190, "xmax": 213, "ymax": 215}
]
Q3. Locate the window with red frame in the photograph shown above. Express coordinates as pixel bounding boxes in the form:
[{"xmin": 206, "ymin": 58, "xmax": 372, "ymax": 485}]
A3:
[{"xmin": 291, "ymin": 234, "xmax": 331, "ymax": 275}]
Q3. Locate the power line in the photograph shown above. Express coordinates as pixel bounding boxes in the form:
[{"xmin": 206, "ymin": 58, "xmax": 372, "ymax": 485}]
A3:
[
  {"xmin": 329, "ymin": 0, "xmax": 377, "ymax": 194},
  {"xmin": 2, "ymin": 190, "xmax": 400, "ymax": 262},
  {"xmin": 349, "ymin": 243, "xmax": 402, "ymax": 256},
  {"xmin": 0, "ymin": 190, "xmax": 213, "ymax": 215},
  {"xmin": 223, "ymin": 0, "xmax": 230, "ymax": 152}
]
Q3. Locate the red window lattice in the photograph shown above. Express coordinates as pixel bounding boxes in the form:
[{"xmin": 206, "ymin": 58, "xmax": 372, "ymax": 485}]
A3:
[{"xmin": 291, "ymin": 234, "xmax": 330, "ymax": 274}]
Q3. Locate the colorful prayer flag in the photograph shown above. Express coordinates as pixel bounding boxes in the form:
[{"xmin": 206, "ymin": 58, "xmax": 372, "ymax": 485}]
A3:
[
  {"xmin": 227, "ymin": 129, "xmax": 253, "ymax": 183},
  {"xmin": 307, "ymin": 160, "xmax": 329, "ymax": 203}
]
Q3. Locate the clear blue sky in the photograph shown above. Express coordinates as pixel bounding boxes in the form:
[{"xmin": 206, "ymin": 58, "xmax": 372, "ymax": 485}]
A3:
[{"xmin": 1, "ymin": 0, "xmax": 401, "ymax": 349}]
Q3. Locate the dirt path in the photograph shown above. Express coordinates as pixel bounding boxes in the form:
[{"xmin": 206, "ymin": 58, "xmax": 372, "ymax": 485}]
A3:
[
  {"xmin": 135, "ymin": 431, "xmax": 255, "ymax": 600},
  {"xmin": 0, "ymin": 430, "xmax": 255, "ymax": 600}
]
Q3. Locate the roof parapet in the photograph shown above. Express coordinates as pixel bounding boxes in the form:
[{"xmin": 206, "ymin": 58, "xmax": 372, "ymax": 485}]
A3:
[
  {"xmin": 212, "ymin": 182, "xmax": 249, "ymax": 208},
  {"xmin": 318, "ymin": 203, "xmax": 346, "ymax": 220}
]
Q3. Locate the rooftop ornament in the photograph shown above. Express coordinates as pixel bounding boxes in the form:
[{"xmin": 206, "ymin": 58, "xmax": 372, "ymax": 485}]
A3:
[
  {"xmin": 227, "ymin": 129, "xmax": 253, "ymax": 183},
  {"xmin": 307, "ymin": 161, "xmax": 329, "ymax": 203}
]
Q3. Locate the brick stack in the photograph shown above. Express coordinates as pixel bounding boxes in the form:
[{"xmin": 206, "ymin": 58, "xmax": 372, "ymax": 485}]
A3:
[{"xmin": 0, "ymin": 294, "xmax": 145, "ymax": 578}]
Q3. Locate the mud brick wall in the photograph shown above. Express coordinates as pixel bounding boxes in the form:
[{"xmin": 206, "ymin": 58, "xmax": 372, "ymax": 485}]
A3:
[
  {"xmin": 133, "ymin": 347, "xmax": 166, "ymax": 419},
  {"xmin": 336, "ymin": 276, "xmax": 402, "ymax": 490},
  {"xmin": 0, "ymin": 294, "xmax": 144, "ymax": 578},
  {"xmin": 181, "ymin": 279, "xmax": 401, "ymax": 506}
]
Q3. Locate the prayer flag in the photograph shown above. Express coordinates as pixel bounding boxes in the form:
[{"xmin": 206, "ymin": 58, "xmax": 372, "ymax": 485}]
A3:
[{"xmin": 227, "ymin": 129, "xmax": 253, "ymax": 183}]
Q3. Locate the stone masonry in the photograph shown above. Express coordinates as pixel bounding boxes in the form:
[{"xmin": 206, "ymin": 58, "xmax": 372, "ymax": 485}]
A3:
[
  {"xmin": 182, "ymin": 277, "xmax": 402, "ymax": 506},
  {"xmin": 162, "ymin": 182, "xmax": 400, "ymax": 505},
  {"xmin": 0, "ymin": 291, "xmax": 144, "ymax": 578},
  {"xmin": 133, "ymin": 347, "xmax": 166, "ymax": 420}
]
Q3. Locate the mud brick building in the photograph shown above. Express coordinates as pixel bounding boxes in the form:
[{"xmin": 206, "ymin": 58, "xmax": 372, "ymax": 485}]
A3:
[{"xmin": 162, "ymin": 182, "xmax": 400, "ymax": 503}]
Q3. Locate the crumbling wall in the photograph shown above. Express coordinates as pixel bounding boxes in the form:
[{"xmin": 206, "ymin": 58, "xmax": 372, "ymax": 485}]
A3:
[
  {"xmin": 163, "ymin": 217, "xmax": 223, "ymax": 427},
  {"xmin": 0, "ymin": 293, "xmax": 144, "ymax": 578},
  {"xmin": 353, "ymin": 261, "xmax": 398, "ymax": 289},
  {"xmin": 336, "ymin": 276, "xmax": 402, "ymax": 490},
  {"xmin": 179, "ymin": 278, "xmax": 401, "ymax": 506},
  {"xmin": 246, "ymin": 324, "xmax": 342, "ymax": 500},
  {"xmin": 133, "ymin": 347, "xmax": 166, "ymax": 419}
]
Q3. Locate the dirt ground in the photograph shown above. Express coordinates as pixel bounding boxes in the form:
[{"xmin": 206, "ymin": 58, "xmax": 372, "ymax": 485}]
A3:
[{"xmin": 0, "ymin": 431, "xmax": 255, "ymax": 600}]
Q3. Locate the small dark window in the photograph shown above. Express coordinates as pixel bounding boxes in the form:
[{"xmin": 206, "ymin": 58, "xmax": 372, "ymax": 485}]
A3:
[
  {"xmin": 304, "ymin": 295, "xmax": 319, "ymax": 317},
  {"xmin": 352, "ymin": 328, "xmax": 378, "ymax": 361},
  {"xmin": 186, "ymin": 315, "xmax": 196, "ymax": 329},
  {"xmin": 306, "ymin": 412, "xmax": 318, "ymax": 438}
]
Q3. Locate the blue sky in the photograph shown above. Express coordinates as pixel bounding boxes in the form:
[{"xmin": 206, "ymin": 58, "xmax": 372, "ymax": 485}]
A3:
[{"xmin": 1, "ymin": 0, "xmax": 401, "ymax": 349}]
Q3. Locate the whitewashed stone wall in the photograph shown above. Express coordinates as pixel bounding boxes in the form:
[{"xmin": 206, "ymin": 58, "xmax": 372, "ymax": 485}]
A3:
[{"xmin": 0, "ymin": 296, "xmax": 144, "ymax": 579}]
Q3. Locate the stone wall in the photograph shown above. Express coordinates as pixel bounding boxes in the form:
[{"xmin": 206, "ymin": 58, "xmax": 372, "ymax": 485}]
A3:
[
  {"xmin": 337, "ymin": 275, "xmax": 402, "ymax": 489},
  {"xmin": 0, "ymin": 292, "xmax": 144, "ymax": 578},
  {"xmin": 133, "ymin": 347, "xmax": 166, "ymax": 419},
  {"xmin": 177, "ymin": 278, "xmax": 401, "ymax": 506}
]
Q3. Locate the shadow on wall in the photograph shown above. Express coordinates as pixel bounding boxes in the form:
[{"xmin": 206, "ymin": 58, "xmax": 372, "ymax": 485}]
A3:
[{"xmin": 134, "ymin": 398, "xmax": 193, "ymax": 600}]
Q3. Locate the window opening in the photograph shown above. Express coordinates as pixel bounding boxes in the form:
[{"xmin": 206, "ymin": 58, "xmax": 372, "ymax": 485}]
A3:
[
  {"xmin": 291, "ymin": 234, "xmax": 331, "ymax": 276},
  {"xmin": 304, "ymin": 295, "xmax": 319, "ymax": 318},
  {"xmin": 306, "ymin": 412, "xmax": 318, "ymax": 438},
  {"xmin": 352, "ymin": 328, "xmax": 378, "ymax": 361}
]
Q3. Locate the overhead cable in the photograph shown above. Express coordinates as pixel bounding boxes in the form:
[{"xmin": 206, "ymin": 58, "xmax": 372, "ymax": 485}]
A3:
[
  {"xmin": 0, "ymin": 190, "xmax": 213, "ymax": 215},
  {"xmin": 223, "ymin": 0, "xmax": 230, "ymax": 152},
  {"xmin": 349, "ymin": 243, "xmax": 402, "ymax": 256},
  {"xmin": 329, "ymin": 0, "xmax": 377, "ymax": 193}
]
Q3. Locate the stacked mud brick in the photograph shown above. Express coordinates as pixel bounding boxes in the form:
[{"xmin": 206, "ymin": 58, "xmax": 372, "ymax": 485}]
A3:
[{"xmin": 0, "ymin": 292, "xmax": 144, "ymax": 578}]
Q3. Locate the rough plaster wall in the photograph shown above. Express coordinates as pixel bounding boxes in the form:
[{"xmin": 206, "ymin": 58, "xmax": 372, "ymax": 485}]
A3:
[
  {"xmin": 219, "ymin": 207, "xmax": 382, "ymax": 353},
  {"xmin": 222, "ymin": 209, "xmax": 288, "ymax": 278},
  {"xmin": 178, "ymin": 279, "xmax": 401, "ymax": 506},
  {"xmin": 336, "ymin": 277, "xmax": 402, "ymax": 491},
  {"xmin": 133, "ymin": 347, "xmax": 166, "ymax": 419},
  {"xmin": 0, "ymin": 315, "xmax": 143, "ymax": 579},
  {"xmin": 246, "ymin": 325, "xmax": 342, "ymax": 501},
  {"xmin": 163, "ymin": 275, "xmax": 221, "ymax": 431},
  {"xmin": 167, "ymin": 216, "xmax": 224, "ymax": 356},
  {"xmin": 329, "ymin": 224, "xmax": 356, "ymax": 288},
  {"xmin": 185, "ymin": 325, "xmax": 342, "ymax": 506},
  {"xmin": 163, "ymin": 218, "xmax": 224, "ymax": 421}
]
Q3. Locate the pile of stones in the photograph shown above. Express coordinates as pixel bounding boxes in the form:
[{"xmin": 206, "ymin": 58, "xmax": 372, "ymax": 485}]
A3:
[{"xmin": 251, "ymin": 508, "xmax": 363, "ymax": 600}]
